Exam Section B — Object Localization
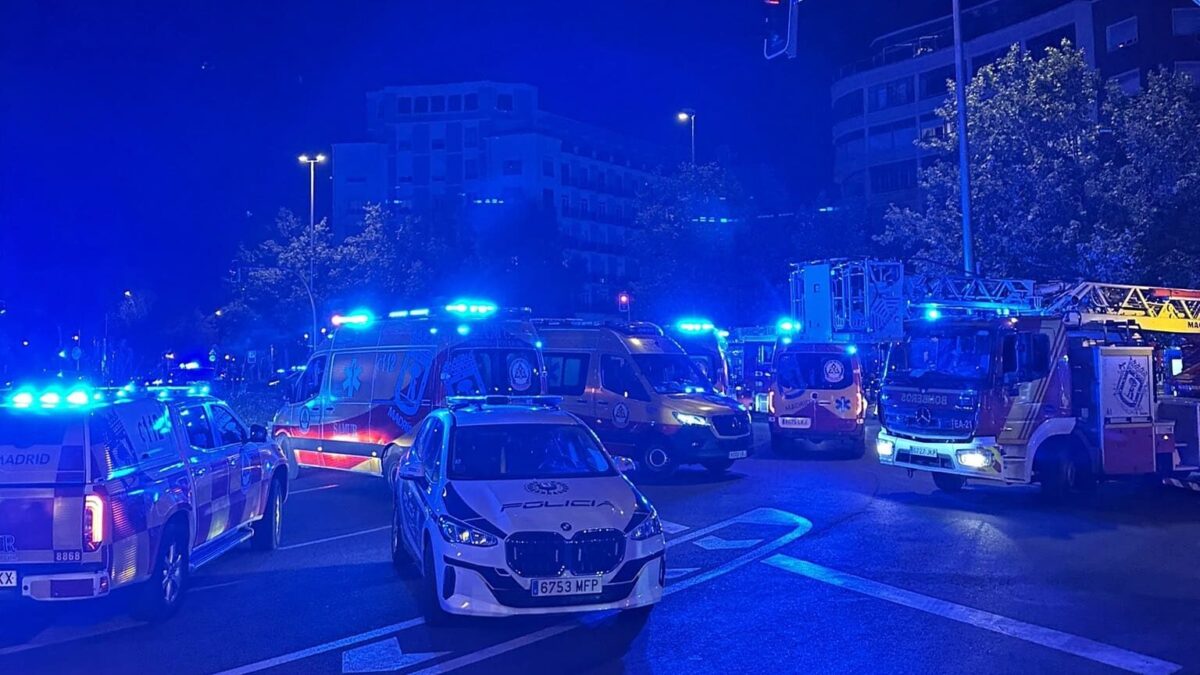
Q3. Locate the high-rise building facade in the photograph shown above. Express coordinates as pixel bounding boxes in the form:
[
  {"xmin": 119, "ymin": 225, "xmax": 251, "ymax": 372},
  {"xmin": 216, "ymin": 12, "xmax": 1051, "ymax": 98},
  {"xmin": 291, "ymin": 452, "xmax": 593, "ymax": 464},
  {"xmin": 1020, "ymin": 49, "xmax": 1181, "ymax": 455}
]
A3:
[
  {"xmin": 332, "ymin": 82, "xmax": 663, "ymax": 311},
  {"xmin": 831, "ymin": 0, "xmax": 1200, "ymax": 219}
]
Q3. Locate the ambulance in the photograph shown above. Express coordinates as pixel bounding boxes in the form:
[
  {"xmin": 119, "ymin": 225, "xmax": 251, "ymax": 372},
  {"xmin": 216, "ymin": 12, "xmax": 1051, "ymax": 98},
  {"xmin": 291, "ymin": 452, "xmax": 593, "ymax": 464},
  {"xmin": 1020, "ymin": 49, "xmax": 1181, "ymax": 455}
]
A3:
[
  {"xmin": 768, "ymin": 336, "xmax": 867, "ymax": 457},
  {"xmin": 272, "ymin": 301, "xmax": 546, "ymax": 484},
  {"xmin": 666, "ymin": 318, "xmax": 731, "ymax": 394},
  {"xmin": 0, "ymin": 384, "xmax": 287, "ymax": 619},
  {"xmin": 534, "ymin": 319, "xmax": 753, "ymax": 476}
]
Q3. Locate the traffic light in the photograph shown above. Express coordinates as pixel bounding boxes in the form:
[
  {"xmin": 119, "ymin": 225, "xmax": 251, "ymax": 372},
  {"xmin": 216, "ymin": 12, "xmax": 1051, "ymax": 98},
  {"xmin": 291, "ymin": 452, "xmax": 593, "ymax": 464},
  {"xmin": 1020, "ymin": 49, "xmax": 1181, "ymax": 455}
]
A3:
[
  {"xmin": 617, "ymin": 292, "xmax": 631, "ymax": 314},
  {"xmin": 763, "ymin": 0, "xmax": 800, "ymax": 60}
]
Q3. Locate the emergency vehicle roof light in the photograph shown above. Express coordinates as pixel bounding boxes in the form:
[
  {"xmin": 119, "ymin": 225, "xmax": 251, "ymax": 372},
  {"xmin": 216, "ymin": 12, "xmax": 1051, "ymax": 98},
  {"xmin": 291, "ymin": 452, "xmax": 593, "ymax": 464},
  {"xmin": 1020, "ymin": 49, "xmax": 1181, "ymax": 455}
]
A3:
[
  {"xmin": 676, "ymin": 318, "xmax": 716, "ymax": 333},
  {"xmin": 5, "ymin": 385, "xmax": 98, "ymax": 411},
  {"xmin": 924, "ymin": 307, "xmax": 941, "ymax": 321},
  {"xmin": 332, "ymin": 309, "xmax": 373, "ymax": 327},
  {"xmin": 776, "ymin": 317, "xmax": 800, "ymax": 334},
  {"xmin": 445, "ymin": 299, "xmax": 498, "ymax": 317}
]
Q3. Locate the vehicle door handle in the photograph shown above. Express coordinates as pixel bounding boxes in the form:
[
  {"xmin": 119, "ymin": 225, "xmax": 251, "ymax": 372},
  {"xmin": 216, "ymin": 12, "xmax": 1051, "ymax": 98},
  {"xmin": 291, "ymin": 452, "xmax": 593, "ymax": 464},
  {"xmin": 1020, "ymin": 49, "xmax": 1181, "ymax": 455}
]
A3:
[
  {"xmin": 596, "ymin": 401, "xmax": 609, "ymax": 406},
  {"xmin": 321, "ymin": 406, "xmax": 335, "ymax": 412},
  {"xmin": 576, "ymin": 398, "xmax": 588, "ymax": 404}
]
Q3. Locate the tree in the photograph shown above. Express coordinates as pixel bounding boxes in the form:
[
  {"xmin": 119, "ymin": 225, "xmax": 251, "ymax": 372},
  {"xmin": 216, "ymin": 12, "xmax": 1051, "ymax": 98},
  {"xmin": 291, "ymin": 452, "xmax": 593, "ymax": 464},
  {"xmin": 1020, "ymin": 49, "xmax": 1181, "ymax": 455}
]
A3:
[{"xmin": 631, "ymin": 162, "xmax": 747, "ymax": 322}]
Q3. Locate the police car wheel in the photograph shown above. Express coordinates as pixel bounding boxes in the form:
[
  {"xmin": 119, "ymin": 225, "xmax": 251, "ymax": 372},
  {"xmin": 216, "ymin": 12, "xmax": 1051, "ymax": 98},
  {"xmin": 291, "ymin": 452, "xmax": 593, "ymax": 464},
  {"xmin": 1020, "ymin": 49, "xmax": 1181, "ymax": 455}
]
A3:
[
  {"xmin": 133, "ymin": 525, "xmax": 188, "ymax": 621},
  {"xmin": 391, "ymin": 503, "xmax": 414, "ymax": 572},
  {"xmin": 252, "ymin": 479, "xmax": 284, "ymax": 551},
  {"xmin": 640, "ymin": 446, "xmax": 676, "ymax": 477},
  {"xmin": 279, "ymin": 436, "xmax": 301, "ymax": 481},
  {"xmin": 420, "ymin": 540, "xmax": 453, "ymax": 626},
  {"xmin": 702, "ymin": 459, "xmax": 735, "ymax": 474}
]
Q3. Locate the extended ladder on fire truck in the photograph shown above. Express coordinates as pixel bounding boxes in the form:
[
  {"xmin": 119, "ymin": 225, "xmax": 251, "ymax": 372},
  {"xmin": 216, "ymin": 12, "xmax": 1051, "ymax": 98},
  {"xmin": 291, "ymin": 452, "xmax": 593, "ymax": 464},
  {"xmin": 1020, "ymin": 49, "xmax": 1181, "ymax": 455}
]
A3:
[{"xmin": 789, "ymin": 258, "xmax": 1200, "ymax": 491}]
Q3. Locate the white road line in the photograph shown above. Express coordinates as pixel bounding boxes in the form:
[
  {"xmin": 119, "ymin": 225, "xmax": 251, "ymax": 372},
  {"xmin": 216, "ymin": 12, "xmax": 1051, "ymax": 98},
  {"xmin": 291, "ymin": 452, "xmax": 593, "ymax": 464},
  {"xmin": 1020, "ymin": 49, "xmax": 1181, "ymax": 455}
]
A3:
[
  {"xmin": 280, "ymin": 525, "xmax": 389, "ymax": 551},
  {"xmin": 291, "ymin": 484, "xmax": 338, "ymax": 495},
  {"xmin": 191, "ymin": 580, "xmax": 242, "ymax": 593},
  {"xmin": 659, "ymin": 519, "xmax": 689, "ymax": 534},
  {"xmin": 691, "ymin": 535, "xmax": 763, "ymax": 551},
  {"xmin": 211, "ymin": 618, "xmax": 426, "ymax": 675},
  {"xmin": 412, "ymin": 508, "xmax": 813, "ymax": 675},
  {"xmin": 763, "ymin": 555, "xmax": 1181, "ymax": 675}
]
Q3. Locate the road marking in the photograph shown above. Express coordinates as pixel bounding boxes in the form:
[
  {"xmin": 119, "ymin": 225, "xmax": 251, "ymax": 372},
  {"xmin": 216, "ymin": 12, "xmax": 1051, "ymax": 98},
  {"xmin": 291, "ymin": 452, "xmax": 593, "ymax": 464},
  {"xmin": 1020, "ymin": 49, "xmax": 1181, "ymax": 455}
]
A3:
[
  {"xmin": 191, "ymin": 580, "xmax": 242, "ymax": 593},
  {"xmin": 212, "ymin": 618, "xmax": 426, "ymax": 675},
  {"xmin": 692, "ymin": 535, "xmax": 763, "ymax": 551},
  {"xmin": 664, "ymin": 567, "xmax": 699, "ymax": 580},
  {"xmin": 291, "ymin": 484, "xmax": 338, "ymax": 495},
  {"xmin": 342, "ymin": 637, "xmax": 447, "ymax": 673},
  {"xmin": 0, "ymin": 617, "xmax": 141, "ymax": 657},
  {"xmin": 660, "ymin": 519, "xmax": 689, "ymax": 534},
  {"xmin": 280, "ymin": 525, "xmax": 389, "ymax": 551},
  {"xmin": 411, "ymin": 507, "xmax": 813, "ymax": 675},
  {"xmin": 762, "ymin": 555, "xmax": 1181, "ymax": 675}
]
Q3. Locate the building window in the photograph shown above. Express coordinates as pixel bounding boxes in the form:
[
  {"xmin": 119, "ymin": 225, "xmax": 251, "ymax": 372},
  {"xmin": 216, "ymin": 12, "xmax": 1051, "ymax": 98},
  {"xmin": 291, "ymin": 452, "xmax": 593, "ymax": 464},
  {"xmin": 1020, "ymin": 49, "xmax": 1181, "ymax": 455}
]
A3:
[
  {"xmin": 503, "ymin": 160, "xmax": 523, "ymax": 176},
  {"xmin": 431, "ymin": 138, "xmax": 446, "ymax": 151},
  {"xmin": 971, "ymin": 47, "xmax": 1008, "ymax": 77},
  {"xmin": 431, "ymin": 96, "xmax": 445, "ymax": 113},
  {"xmin": 397, "ymin": 97, "xmax": 412, "ymax": 114},
  {"xmin": 1026, "ymin": 24, "xmax": 1076, "ymax": 56},
  {"xmin": 497, "ymin": 93, "xmax": 514, "ymax": 111},
  {"xmin": 918, "ymin": 65, "xmax": 954, "ymax": 100},
  {"xmin": 465, "ymin": 159, "xmax": 478, "ymax": 180},
  {"xmin": 832, "ymin": 90, "xmax": 864, "ymax": 121},
  {"xmin": 868, "ymin": 77, "xmax": 914, "ymax": 112},
  {"xmin": 542, "ymin": 159, "xmax": 554, "ymax": 177},
  {"xmin": 1107, "ymin": 17, "xmax": 1138, "ymax": 52},
  {"xmin": 580, "ymin": 197, "xmax": 589, "ymax": 217},
  {"xmin": 414, "ymin": 96, "xmax": 429, "ymax": 113},
  {"xmin": 869, "ymin": 160, "xmax": 918, "ymax": 194},
  {"xmin": 465, "ymin": 93, "xmax": 478, "ymax": 110},
  {"xmin": 464, "ymin": 126, "xmax": 479, "ymax": 148},
  {"xmin": 561, "ymin": 163, "xmax": 571, "ymax": 185},
  {"xmin": 543, "ymin": 188, "xmax": 555, "ymax": 209},
  {"xmin": 868, "ymin": 119, "xmax": 916, "ymax": 153},
  {"xmin": 561, "ymin": 195, "xmax": 570, "ymax": 216},
  {"xmin": 448, "ymin": 94, "xmax": 462, "ymax": 111},
  {"xmin": 1174, "ymin": 8, "xmax": 1200, "ymax": 37},
  {"xmin": 1111, "ymin": 69, "xmax": 1141, "ymax": 95}
]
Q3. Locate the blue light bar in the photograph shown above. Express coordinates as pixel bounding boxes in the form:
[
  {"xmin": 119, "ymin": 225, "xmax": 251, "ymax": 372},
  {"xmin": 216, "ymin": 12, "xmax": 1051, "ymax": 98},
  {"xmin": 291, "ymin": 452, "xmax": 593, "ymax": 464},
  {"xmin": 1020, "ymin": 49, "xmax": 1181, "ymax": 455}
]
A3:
[
  {"xmin": 924, "ymin": 307, "xmax": 941, "ymax": 321},
  {"xmin": 456, "ymin": 324, "xmax": 471, "ymax": 336},
  {"xmin": 10, "ymin": 391, "xmax": 33, "ymax": 408},
  {"xmin": 445, "ymin": 299, "xmax": 497, "ymax": 317},
  {"xmin": 846, "ymin": 345, "xmax": 859, "ymax": 355},
  {"xmin": 66, "ymin": 390, "xmax": 89, "ymax": 406},
  {"xmin": 332, "ymin": 309, "xmax": 374, "ymax": 327},
  {"xmin": 675, "ymin": 318, "xmax": 716, "ymax": 333},
  {"xmin": 776, "ymin": 317, "xmax": 800, "ymax": 334}
]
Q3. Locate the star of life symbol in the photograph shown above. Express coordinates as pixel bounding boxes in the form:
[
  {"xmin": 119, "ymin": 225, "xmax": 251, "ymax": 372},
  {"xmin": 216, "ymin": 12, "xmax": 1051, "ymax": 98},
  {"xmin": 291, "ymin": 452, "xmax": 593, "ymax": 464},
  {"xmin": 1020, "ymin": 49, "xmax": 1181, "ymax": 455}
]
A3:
[
  {"xmin": 835, "ymin": 396, "xmax": 851, "ymax": 412},
  {"xmin": 342, "ymin": 358, "xmax": 363, "ymax": 397}
]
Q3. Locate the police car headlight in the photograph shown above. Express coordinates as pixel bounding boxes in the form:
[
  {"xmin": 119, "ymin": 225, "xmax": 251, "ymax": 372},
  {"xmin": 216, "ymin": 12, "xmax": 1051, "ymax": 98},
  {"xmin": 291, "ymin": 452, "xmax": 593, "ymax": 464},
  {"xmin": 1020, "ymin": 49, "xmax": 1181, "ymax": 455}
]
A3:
[
  {"xmin": 629, "ymin": 513, "xmax": 663, "ymax": 541},
  {"xmin": 437, "ymin": 515, "xmax": 498, "ymax": 547},
  {"xmin": 672, "ymin": 412, "xmax": 708, "ymax": 427}
]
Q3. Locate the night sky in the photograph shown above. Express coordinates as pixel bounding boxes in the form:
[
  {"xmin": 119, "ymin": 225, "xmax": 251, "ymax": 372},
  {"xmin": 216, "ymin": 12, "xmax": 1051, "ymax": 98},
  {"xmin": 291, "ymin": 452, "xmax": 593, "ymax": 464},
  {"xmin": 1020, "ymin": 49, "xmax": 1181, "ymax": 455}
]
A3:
[{"xmin": 1, "ymin": 0, "xmax": 947, "ymax": 337}]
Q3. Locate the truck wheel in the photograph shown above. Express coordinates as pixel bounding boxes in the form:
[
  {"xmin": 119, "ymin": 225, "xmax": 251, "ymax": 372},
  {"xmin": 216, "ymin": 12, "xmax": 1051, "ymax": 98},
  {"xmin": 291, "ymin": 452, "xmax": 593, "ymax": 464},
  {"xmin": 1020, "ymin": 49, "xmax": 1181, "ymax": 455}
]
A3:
[
  {"xmin": 640, "ymin": 445, "xmax": 677, "ymax": 478},
  {"xmin": 132, "ymin": 523, "xmax": 188, "ymax": 621},
  {"xmin": 702, "ymin": 459, "xmax": 735, "ymax": 474},
  {"xmin": 1039, "ymin": 448, "xmax": 1080, "ymax": 501},
  {"xmin": 252, "ymin": 477, "xmax": 284, "ymax": 551},
  {"xmin": 931, "ymin": 472, "xmax": 966, "ymax": 493}
]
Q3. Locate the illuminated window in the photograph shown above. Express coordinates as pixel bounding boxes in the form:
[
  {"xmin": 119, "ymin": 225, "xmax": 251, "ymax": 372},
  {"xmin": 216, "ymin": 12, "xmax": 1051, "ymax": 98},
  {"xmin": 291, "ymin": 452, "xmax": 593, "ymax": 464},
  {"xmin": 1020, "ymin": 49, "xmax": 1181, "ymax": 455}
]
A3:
[{"xmin": 1107, "ymin": 17, "xmax": 1138, "ymax": 52}]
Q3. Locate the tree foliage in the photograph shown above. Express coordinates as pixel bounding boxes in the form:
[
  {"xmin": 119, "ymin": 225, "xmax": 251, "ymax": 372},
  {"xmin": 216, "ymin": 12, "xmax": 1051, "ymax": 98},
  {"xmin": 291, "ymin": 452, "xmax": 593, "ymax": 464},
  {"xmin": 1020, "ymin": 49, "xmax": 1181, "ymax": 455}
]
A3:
[{"xmin": 879, "ymin": 42, "xmax": 1200, "ymax": 286}]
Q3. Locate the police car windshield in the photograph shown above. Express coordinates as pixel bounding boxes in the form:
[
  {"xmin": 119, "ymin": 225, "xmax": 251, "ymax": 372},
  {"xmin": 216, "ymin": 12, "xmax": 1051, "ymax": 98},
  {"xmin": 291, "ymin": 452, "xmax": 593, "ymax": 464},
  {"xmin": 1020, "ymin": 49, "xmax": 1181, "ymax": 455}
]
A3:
[
  {"xmin": 448, "ymin": 423, "xmax": 616, "ymax": 480},
  {"xmin": 632, "ymin": 354, "xmax": 709, "ymax": 394},
  {"xmin": 443, "ymin": 349, "xmax": 542, "ymax": 397}
]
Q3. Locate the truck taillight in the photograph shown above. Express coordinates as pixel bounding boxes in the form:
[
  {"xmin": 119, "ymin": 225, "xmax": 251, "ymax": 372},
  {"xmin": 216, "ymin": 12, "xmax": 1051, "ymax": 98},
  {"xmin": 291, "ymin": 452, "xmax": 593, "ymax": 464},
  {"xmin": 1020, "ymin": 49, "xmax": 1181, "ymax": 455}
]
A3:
[{"xmin": 83, "ymin": 493, "xmax": 106, "ymax": 552}]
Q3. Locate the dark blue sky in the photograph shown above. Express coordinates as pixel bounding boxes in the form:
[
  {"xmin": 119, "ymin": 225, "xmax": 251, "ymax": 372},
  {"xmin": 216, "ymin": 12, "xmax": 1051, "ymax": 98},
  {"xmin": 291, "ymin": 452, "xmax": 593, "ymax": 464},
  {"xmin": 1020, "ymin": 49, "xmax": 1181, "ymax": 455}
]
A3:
[{"xmin": 1, "ymin": 0, "xmax": 944, "ymax": 335}]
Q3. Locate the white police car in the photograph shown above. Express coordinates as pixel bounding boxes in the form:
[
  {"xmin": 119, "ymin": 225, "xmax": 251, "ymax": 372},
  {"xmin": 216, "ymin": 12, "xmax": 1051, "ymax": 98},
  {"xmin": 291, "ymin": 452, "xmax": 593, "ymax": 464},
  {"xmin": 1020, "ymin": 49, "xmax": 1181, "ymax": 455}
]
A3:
[{"xmin": 391, "ymin": 396, "xmax": 665, "ymax": 622}]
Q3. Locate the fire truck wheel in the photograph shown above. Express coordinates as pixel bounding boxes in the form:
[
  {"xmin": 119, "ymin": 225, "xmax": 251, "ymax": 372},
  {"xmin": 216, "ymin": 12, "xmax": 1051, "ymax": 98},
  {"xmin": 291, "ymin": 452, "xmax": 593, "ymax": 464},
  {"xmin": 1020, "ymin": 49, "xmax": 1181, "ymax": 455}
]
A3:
[
  {"xmin": 931, "ymin": 472, "xmax": 966, "ymax": 493},
  {"xmin": 1039, "ymin": 446, "xmax": 1084, "ymax": 501}
]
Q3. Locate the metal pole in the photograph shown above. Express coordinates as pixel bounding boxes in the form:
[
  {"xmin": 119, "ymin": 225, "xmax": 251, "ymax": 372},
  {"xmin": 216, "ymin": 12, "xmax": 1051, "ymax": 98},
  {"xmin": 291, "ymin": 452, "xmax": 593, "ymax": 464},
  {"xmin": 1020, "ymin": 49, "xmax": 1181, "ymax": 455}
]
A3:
[
  {"xmin": 952, "ymin": 0, "xmax": 974, "ymax": 275},
  {"xmin": 307, "ymin": 160, "xmax": 316, "ymax": 299},
  {"xmin": 690, "ymin": 116, "xmax": 696, "ymax": 164}
]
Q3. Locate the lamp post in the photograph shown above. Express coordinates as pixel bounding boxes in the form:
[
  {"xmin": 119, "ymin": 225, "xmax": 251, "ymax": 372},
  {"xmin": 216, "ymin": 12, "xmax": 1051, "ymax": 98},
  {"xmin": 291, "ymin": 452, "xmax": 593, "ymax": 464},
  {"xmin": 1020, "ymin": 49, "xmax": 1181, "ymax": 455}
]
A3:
[
  {"xmin": 951, "ymin": 0, "xmax": 974, "ymax": 275},
  {"xmin": 676, "ymin": 109, "xmax": 696, "ymax": 164},
  {"xmin": 298, "ymin": 153, "xmax": 326, "ymax": 302}
]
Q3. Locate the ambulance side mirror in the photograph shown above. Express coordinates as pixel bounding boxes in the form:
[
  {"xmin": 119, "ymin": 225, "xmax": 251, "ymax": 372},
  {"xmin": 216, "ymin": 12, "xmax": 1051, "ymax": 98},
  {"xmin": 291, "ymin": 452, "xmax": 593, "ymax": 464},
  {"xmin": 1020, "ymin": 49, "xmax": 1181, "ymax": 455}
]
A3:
[{"xmin": 613, "ymin": 456, "xmax": 636, "ymax": 475}]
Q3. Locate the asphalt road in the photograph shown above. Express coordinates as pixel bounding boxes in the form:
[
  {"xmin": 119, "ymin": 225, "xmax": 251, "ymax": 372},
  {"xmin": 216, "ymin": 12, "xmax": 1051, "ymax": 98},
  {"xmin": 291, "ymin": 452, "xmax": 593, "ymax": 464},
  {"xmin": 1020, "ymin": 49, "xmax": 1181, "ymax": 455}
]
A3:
[{"xmin": 2, "ymin": 422, "xmax": 1199, "ymax": 675}]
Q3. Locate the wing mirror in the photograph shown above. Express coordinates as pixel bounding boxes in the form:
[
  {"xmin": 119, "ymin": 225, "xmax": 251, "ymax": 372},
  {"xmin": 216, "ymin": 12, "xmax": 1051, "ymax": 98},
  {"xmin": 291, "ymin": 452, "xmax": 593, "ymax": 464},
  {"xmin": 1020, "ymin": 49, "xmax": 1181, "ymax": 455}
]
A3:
[
  {"xmin": 249, "ymin": 424, "xmax": 269, "ymax": 443},
  {"xmin": 613, "ymin": 456, "xmax": 637, "ymax": 475},
  {"xmin": 397, "ymin": 459, "xmax": 425, "ymax": 481}
]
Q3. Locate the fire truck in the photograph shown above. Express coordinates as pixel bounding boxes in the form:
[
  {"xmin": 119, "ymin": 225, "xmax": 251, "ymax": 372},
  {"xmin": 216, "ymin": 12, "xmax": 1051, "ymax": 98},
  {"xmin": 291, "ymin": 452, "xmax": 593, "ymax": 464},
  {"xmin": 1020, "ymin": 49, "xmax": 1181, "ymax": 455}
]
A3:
[{"xmin": 791, "ymin": 259, "xmax": 1200, "ymax": 497}]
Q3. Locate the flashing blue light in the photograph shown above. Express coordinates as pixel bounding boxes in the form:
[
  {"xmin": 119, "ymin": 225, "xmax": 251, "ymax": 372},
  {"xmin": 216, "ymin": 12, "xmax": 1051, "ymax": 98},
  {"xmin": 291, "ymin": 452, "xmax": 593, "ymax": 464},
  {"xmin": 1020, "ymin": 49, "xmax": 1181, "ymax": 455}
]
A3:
[
  {"xmin": 39, "ymin": 392, "xmax": 61, "ymax": 407},
  {"xmin": 66, "ymin": 390, "xmax": 89, "ymax": 406},
  {"xmin": 180, "ymin": 361, "xmax": 201, "ymax": 371},
  {"xmin": 717, "ymin": 329, "xmax": 730, "ymax": 338},
  {"xmin": 332, "ymin": 310, "xmax": 373, "ymax": 327},
  {"xmin": 456, "ymin": 324, "xmax": 471, "ymax": 336},
  {"xmin": 445, "ymin": 299, "xmax": 497, "ymax": 317},
  {"xmin": 57, "ymin": 349, "xmax": 67, "ymax": 359},
  {"xmin": 388, "ymin": 310, "xmax": 409, "ymax": 318},
  {"xmin": 410, "ymin": 308, "xmax": 430, "ymax": 317},
  {"xmin": 776, "ymin": 318, "xmax": 799, "ymax": 334},
  {"xmin": 676, "ymin": 318, "xmax": 716, "ymax": 333},
  {"xmin": 429, "ymin": 327, "xmax": 439, "ymax": 335},
  {"xmin": 924, "ymin": 307, "xmax": 941, "ymax": 321},
  {"xmin": 10, "ymin": 392, "xmax": 33, "ymax": 408},
  {"xmin": 782, "ymin": 336, "xmax": 793, "ymax": 345},
  {"xmin": 846, "ymin": 345, "xmax": 859, "ymax": 355},
  {"xmin": 535, "ymin": 340, "xmax": 544, "ymax": 349}
]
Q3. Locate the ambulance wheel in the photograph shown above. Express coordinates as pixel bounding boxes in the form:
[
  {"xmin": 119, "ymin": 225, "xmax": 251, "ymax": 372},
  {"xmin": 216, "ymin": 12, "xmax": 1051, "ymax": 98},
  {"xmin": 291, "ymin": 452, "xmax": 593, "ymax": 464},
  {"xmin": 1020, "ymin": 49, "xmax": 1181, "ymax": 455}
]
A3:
[
  {"xmin": 931, "ymin": 472, "xmax": 966, "ymax": 493},
  {"xmin": 133, "ymin": 522, "xmax": 189, "ymax": 621},
  {"xmin": 703, "ymin": 459, "xmax": 735, "ymax": 474},
  {"xmin": 252, "ymin": 477, "xmax": 284, "ymax": 551},
  {"xmin": 420, "ymin": 536, "xmax": 453, "ymax": 626},
  {"xmin": 843, "ymin": 437, "xmax": 867, "ymax": 459},
  {"xmin": 770, "ymin": 433, "xmax": 793, "ymax": 456},
  {"xmin": 640, "ymin": 445, "xmax": 677, "ymax": 478}
]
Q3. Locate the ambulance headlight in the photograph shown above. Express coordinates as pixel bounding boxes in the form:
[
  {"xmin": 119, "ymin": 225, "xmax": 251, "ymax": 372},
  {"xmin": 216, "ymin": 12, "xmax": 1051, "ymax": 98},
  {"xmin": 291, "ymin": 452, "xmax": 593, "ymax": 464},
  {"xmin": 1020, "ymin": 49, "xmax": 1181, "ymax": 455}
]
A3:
[
  {"xmin": 672, "ymin": 412, "xmax": 709, "ymax": 427},
  {"xmin": 956, "ymin": 449, "xmax": 990, "ymax": 469},
  {"xmin": 630, "ymin": 512, "xmax": 663, "ymax": 541},
  {"xmin": 437, "ymin": 515, "xmax": 497, "ymax": 547},
  {"xmin": 876, "ymin": 439, "xmax": 895, "ymax": 458}
]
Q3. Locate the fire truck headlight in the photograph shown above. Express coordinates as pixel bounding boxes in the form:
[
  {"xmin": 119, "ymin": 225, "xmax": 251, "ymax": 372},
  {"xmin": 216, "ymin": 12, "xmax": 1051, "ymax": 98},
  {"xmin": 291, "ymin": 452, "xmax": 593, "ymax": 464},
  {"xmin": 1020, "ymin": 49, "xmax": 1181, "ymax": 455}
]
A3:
[
  {"xmin": 956, "ymin": 449, "xmax": 990, "ymax": 469},
  {"xmin": 875, "ymin": 439, "xmax": 895, "ymax": 459}
]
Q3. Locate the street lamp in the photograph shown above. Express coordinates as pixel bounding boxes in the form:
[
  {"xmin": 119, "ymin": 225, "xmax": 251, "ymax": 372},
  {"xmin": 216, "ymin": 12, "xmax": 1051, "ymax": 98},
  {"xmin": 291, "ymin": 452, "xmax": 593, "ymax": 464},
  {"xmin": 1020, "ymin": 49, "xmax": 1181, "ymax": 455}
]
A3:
[
  {"xmin": 676, "ymin": 109, "xmax": 696, "ymax": 164},
  {"xmin": 298, "ymin": 153, "xmax": 327, "ymax": 303}
]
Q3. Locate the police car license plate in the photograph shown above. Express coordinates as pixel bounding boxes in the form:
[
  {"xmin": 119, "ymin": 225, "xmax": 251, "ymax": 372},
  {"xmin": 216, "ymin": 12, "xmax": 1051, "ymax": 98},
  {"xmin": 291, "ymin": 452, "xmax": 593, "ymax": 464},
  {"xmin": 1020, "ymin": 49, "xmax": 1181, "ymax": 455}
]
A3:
[
  {"xmin": 0, "ymin": 571, "xmax": 15, "ymax": 588},
  {"xmin": 777, "ymin": 417, "xmax": 812, "ymax": 429},
  {"xmin": 909, "ymin": 446, "xmax": 939, "ymax": 457},
  {"xmin": 531, "ymin": 577, "xmax": 602, "ymax": 597},
  {"xmin": 728, "ymin": 450, "xmax": 748, "ymax": 459}
]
